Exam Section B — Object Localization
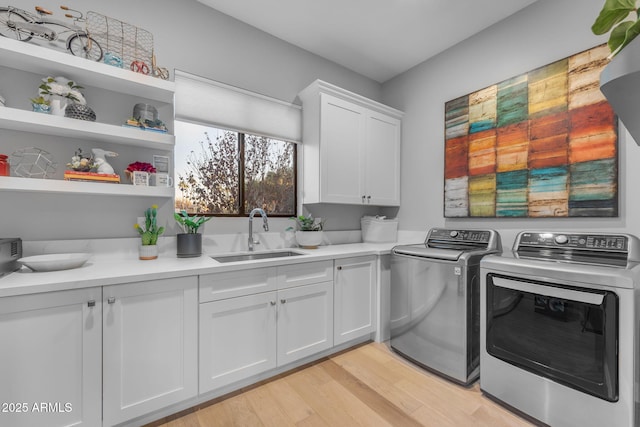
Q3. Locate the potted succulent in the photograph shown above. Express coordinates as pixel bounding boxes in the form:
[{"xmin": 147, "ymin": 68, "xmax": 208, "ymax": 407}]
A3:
[
  {"xmin": 291, "ymin": 214, "xmax": 325, "ymax": 249},
  {"xmin": 174, "ymin": 210, "xmax": 211, "ymax": 257},
  {"xmin": 134, "ymin": 204, "xmax": 165, "ymax": 260},
  {"xmin": 30, "ymin": 96, "xmax": 51, "ymax": 114}
]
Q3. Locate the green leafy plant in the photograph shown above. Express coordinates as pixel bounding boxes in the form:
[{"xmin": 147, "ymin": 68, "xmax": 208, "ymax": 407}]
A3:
[
  {"xmin": 38, "ymin": 76, "xmax": 86, "ymax": 104},
  {"xmin": 174, "ymin": 210, "xmax": 211, "ymax": 234},
  {"xmin": 592, "ymin": 0, "xmax": 640, "ymax": 57},
  {"xmin": 135, "ymin": 204, "xmax": 165, "ymax": 245},
  {"xmin": 291, "ymin": 214, "xmax": 324, "ymax": 231},
  {"xmin": 30, "ymin": 96, "xmax": 50, "ymax": 105}
]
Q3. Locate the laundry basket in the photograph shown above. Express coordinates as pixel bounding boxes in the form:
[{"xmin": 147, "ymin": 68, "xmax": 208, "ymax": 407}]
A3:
[{"xmin": 361, "ymin": 216, "xmax": 398, "ymax": 243}]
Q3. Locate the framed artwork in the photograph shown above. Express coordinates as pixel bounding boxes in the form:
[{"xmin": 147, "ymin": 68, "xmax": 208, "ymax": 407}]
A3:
[
  {"xmin": 153, "ymin": 155, "xmax": 170, "ymax": 173},
  {"xmin": 444, "ymin": 44, "xmax": 618, "ymax": 218}
]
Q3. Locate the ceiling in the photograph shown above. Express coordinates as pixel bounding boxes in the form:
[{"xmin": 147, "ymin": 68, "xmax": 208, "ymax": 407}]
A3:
[{"xmin": 197, "ymin": 0, "xmax": 540, "ymax": 83}]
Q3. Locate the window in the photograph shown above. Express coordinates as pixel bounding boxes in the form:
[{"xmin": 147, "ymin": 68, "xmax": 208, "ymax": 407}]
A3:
[{"xmin": 175, "ymin": 121, "xmax": 296, "ymax": 216}]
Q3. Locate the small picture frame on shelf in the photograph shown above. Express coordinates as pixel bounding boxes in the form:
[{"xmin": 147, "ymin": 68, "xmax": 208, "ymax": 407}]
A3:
[
  {"xmin": 132, "ymin": 171, "xmax": 149, "ymax": 186},
  {"xmin": 153, "ymin": 155, "xmax": 170, "ymax": 174}
]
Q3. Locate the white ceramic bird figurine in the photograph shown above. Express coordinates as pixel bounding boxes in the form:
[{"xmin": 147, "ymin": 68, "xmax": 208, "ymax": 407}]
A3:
[{"xmin": 92, "ymin": 148, "xmax": 118, "ymax": 175}]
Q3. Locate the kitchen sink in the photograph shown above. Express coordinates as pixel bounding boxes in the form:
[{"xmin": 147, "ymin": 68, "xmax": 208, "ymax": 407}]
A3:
[{"xmin": 212, "ymin": 250, "xmax": 306, "ymax": 263}]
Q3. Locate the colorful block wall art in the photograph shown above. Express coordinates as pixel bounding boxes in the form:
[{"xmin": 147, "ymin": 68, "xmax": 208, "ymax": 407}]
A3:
[{"xmin": 444, "ymin": 44, "xmax": 618, "ymax": 218}]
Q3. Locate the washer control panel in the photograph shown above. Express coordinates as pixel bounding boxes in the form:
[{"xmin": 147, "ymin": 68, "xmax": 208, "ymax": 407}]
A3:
[{"xmin": 429, "ymin": 228, "xmax": 491, "ymax": 243}]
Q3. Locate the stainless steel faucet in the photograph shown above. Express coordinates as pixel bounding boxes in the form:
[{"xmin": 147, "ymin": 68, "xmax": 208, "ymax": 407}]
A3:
[{"xmin": 248, "ymin": 208, "xmax": 269, "ymax": 251}]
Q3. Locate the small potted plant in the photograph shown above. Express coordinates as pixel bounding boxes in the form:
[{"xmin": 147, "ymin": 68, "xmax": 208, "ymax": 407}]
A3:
[
  {"xmin": 126, "ymin": 161, "xmax": 156, "ymax": 186},
  {"xmin": 134, "ymin": 204, "xmax": 165, "ymax": 260},
  {"xmin": 174, "ymin": 210, "xmax": 211, "ymax": 257},
  {"xmin": 291, "ymin": 214, "xmax": 325, "ymax": 249},
  {"xmin": 66, "ymin": 148, "xmax": 97, "ymax": 172},
  {"xmin": 30, "ymin": 96, "xmax": 51, "ymax": 114}
]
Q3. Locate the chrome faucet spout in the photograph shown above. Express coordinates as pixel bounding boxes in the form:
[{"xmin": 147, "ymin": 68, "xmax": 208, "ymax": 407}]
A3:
[{"xmin": 248, "ymin": 208, "xmax": 269, "ymax": 251}]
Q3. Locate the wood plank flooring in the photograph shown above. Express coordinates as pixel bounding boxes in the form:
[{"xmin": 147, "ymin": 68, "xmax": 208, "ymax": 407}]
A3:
[{"xmin": 148, "ymin": 342, "xmax": 535, "ymax": 427}]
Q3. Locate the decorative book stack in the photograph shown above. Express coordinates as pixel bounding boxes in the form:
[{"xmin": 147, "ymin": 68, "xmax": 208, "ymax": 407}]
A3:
[{"xmin": 63, "ymin": 170, "xmax": 121, "ymax": 183}]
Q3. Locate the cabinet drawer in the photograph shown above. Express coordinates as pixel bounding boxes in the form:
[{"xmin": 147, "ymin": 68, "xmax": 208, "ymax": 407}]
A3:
[
  {"xmin": 277, "ymin": 260, "xmax": 334, "ymax": 289},
  {"xmin": 200, "ymin": 267, "xmax": 277, "ymax": 303}
]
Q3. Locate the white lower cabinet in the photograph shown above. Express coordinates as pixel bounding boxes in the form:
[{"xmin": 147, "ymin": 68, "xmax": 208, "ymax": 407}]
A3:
[
  {"xmin": 334, "ymin": 256, "xmax": 377, "ymax": 345},
  {"xmin": 199, "ymin": 261, "xmax": 334, "ymax": 394},
  {"xmin": 199, "ymin": 291, "xmax": 277, "ymax": 393},
  {"xmin": 0, "ymin": 288, "xmax": 102, "ymax": 427},
  {"xmin": 277, "ymin": 281, "xmax": 333, "ymax": 365},
  {"xmin": 103, "ymin": 277, "xmax": 198, "ymax": 427}
]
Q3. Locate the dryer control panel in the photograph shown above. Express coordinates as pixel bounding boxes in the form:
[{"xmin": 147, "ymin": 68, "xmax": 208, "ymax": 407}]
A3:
[
  {"xmin": 514, "ymin": 231, "xmax": 640, "ymax": 266},
  {"xmin": 517, "ymin": 232, "xmax": 628, "ymax": 251}
]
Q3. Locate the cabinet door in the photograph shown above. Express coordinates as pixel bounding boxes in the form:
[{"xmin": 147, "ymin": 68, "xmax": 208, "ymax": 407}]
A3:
[
  {"xmin": 334, "ymin": 256, "xmax": 377, "ymax": 345},
  {"xmin": 320, "ymin": 93, "xmax": 366, "ymax": 204},
  {"xmin": 364, "ymin": 111, "xmax": 401, "ymax": 206},
  {"xmin": 277, "ymin": 281, "xmax": 333, "ymax": 366},
  {"xmin": 103, "ymin": 277, "xmax": 198, "ymax": 426},
  {"xmin": 0, "ymin": 288, "xmax": 101, "ymax": 427},
  {"xmin": 199, "ymin": 292, "xmax": 277, "ymax": 394}
]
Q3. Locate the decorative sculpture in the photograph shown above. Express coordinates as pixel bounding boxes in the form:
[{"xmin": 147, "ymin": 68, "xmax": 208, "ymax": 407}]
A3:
[{"xmin": 92, "ymin": 148, "xmax": 118, "ymax": 174}]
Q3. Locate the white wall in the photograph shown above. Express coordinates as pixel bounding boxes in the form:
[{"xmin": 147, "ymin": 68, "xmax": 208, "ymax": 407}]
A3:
[
  {"xmin": 1, "ymin": 0, "xmax": 382, "ymax": 240},
  {"xmin": 381, "ymin": 0, "xmax": 639, "ymax": 246}
]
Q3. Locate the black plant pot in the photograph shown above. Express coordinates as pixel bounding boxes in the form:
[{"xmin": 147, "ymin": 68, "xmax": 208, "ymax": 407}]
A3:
[{"xmin": 177, "ymin": 233, "xmax": 202, "ymax": 258}]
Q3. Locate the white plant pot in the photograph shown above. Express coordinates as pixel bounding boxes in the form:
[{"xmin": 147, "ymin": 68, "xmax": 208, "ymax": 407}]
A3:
[
  {"xmin": 295, "ymin": 231, "xmax": 323, "ymax": 249},
  {"xmin": 139, "ymin": 244, "xmax": 158, "ymax": 260}
]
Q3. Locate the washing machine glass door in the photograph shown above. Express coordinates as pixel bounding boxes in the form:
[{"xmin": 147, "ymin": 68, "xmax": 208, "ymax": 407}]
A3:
[{"xmin": 486, "ymin": 274, "xmax": 618, "ymax": 401}]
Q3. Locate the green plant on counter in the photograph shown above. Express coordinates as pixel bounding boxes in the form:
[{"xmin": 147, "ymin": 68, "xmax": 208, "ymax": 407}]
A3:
[
  {"xmin": 135, "ymin": 204, "xmax": 165, "ymax": 245},
  {"xmin": 290, "ymin": 214, "xmax": 325, "ymax": 231},
  {"xmin": 174, "ymin": 210, "xmax": 211, "ymax": 234},
  {"xmin": 592, "ymin": 0, "xmax": 640, "ymax": 57}
]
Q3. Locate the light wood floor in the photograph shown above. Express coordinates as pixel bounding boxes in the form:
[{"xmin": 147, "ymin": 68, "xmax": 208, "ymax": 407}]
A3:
[{"xmin": 148, "ymin": 342, "xmax": 535, "ymax": 427}]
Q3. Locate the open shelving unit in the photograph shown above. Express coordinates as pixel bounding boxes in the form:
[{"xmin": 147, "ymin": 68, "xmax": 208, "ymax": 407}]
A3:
[{"xmin": 0, "ymin": 36, "xmax": 176, "ymax": 198}]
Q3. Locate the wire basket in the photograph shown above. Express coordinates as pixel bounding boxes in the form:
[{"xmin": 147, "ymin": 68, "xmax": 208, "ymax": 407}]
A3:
[{"xmin": 86, "ymin": 11, "xmax": 154, "ymax": 75}]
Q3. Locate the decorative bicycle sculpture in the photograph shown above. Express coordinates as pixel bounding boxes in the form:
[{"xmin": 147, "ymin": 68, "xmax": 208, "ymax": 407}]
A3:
[{"xmin": 0, "ymin": 5, "xmax": 103, "ymax": 61}]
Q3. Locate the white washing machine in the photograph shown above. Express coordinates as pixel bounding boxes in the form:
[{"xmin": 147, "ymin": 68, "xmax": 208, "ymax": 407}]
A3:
[{"xmin": 480, "ymin": 231, "xmax": 640, "ymax": 427}]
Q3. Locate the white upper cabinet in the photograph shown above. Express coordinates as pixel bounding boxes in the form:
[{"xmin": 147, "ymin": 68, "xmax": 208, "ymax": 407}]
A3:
[
  {"xmin": 298, "ymin": 80, "xmax": 403, "ymax": 206},
  {"xmin": 0, "ymin": 37, "xmax": 175, "ymax": 198}
]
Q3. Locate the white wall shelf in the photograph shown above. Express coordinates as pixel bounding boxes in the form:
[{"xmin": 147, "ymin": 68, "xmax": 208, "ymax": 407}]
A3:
[
  {"xmin": 0, "ymin": 37, "xmax": 175, "ymax": 103},
  {"xmin": 1, "ymin": 35, "xmax": 176, "ymax": 200},
  {"xmin": 0, "ymin": 107, "xmax": 175, "ymax": 150},
  {"xmin": 0, "ymin": 176, "xmax": 174, "ymax": 197}
]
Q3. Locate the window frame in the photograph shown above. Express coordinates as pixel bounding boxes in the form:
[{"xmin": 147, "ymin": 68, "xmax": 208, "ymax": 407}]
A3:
[{"xmin": 176, "ymin": 123, "xmax": 297, "ymax": 218}]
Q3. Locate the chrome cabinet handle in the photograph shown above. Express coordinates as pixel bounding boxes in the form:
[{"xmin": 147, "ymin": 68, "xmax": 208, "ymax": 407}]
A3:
[
  {"xmin": 362, "ymin": 195, "xmax": 366, "ymax": 203},
  {"xmin": 367, "ymin": 195, "xmax": 371, "ymax": 203},
  {"xmin": 337, "ymin": 266, "xmax": 343, "ymax": 270},
  {"xmin": 270, "ymin": 301, "xmax": 276, "ymax": 306},
  {"xmin": 280, "ymin": 299, "xmax": 287, "ymax": 304},
  {"xmin": 107, "ymin": 297, "xmax": 116, "ymax": 304},
  {"xmin": 87, "ymin": 300, "xmax": 96, "ymax": 308}
]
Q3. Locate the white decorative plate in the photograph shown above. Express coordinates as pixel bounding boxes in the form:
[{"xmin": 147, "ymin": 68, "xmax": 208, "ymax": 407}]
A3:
[{"xmin": 18, "ymin": 253, "xmax": 90, "ymax": 272}]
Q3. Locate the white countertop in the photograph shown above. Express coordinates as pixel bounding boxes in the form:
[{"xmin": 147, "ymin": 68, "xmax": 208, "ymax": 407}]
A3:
[{"xmin": 0, "ymin": 240, "xmax": 417, "ymax": 298}]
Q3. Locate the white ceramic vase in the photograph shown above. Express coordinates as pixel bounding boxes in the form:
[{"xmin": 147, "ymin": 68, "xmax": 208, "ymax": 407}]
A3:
[
  {"xmin": 49, "ymin": 96, "xmax": 68, "ymax": 116},
  {"xmin": 295, "ymin": 231, "xmax": 323, "ymax": 249},
  {"xmin": 139, "ymin": 244, "xmax": 158, "ymax": 260}
]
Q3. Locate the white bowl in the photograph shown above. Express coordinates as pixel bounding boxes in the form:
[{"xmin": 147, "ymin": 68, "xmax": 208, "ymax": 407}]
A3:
[{"xmin": 18, "ymin": 253, "xmax": 90, "ymax": 272}]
